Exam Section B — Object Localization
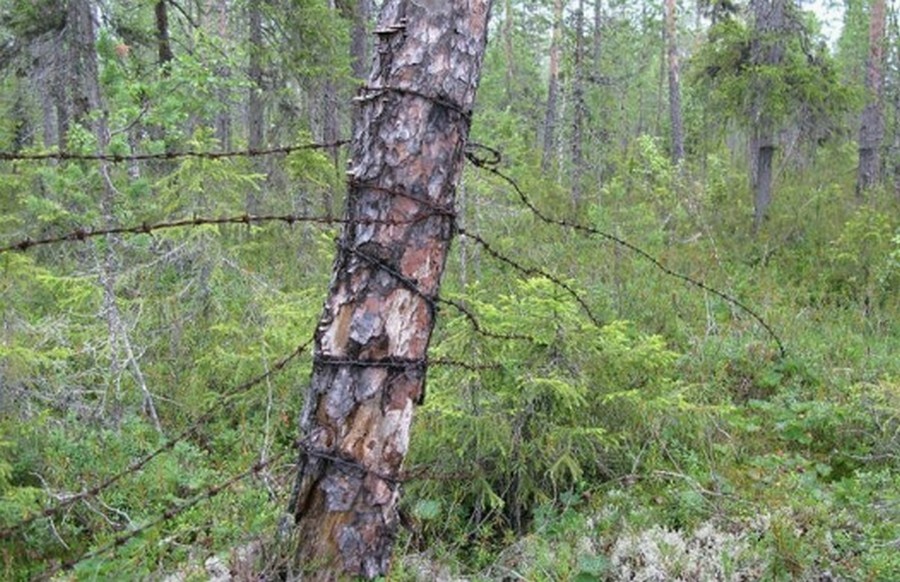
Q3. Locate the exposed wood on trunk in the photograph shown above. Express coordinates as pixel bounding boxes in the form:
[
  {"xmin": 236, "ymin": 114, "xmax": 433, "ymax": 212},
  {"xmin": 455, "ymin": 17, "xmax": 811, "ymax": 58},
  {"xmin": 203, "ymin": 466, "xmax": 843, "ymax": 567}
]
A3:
[
  {"xmin": 541, "ymin": 0, "xmax": 564, "ymax": 173},
  {"xmin": 287, "ymin": 1, "xmax": 493, "ymax": 578},
  {"xmin": 665, "ymin": 0, "xmax": 684, "ymax": 164},
  {"xmin": 856, "ymin": 0, "xmax": 886, "ymax": 197}
]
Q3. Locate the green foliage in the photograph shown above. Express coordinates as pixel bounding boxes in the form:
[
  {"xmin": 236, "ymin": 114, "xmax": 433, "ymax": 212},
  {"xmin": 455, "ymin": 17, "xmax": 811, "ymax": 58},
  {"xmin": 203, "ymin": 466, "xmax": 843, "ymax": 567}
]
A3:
[{"xmin": 0, "ymin": 0, "xmax": 898, "ymax": 579}]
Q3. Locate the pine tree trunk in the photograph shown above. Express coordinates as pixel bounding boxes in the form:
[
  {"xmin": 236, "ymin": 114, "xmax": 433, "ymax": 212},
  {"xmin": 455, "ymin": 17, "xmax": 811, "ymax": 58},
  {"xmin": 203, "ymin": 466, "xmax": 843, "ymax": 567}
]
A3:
[
  {"xmin": 214, "ymin": 0, "xmax": 231, "ymax": 151},
  {"xmin": 67, "ymin": 0, "xmax": 99, "ymax": 129},
  {"xmin": 893, "ymin": 78, "xmax": 900, "ymax": 201},
  {"xmin": 247, "ymin": 0, "xmax": 265, "ymax": 213},
  {"xmin": 750, "ymin": 0, "xmax": 786, "ymax": 233},
  {"xmin": 502, "ymin": 0, "xmax": 515, "ymax": 106},
  {"xmin": 572, "ymin": 0, "xmax": 586, "ymax": 208},
  {"xmin": 856, "ymin": 0, "xmax": 886, "ymax": 197},
  {"xmin": 541, "ymin": 0, "xmax": 564, "ymax": 173},
  {"xmin": 592, "ymin": 2, "xmax": 605, "ymax": 189},
  {"xmin": 338, "ymin": 0, "xmax": 372, "ymax": 139},
  {"xmin": 287, "ymin": 1, "xmax": 493, "ymax": 578},
  {"xmin": 665, "ymin": 0, "xmax": 684, "ymax": 164},
  {"xmin": 155, "ymin": 1, "xmax": 174, "ymax": 67}
]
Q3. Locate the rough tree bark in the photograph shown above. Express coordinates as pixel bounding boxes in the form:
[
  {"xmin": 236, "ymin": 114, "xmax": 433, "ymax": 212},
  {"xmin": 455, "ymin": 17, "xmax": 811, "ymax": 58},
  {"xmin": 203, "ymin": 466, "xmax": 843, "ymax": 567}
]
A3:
[
  {"xmin": 856, "ymin": 0, "xmax": 886, "ymax": 197},
  {"xmin": 665, "ymin": 0, "xmax": 684, "ymax": 164},
  {"xmin": 287, "ymin": 1, "xmax": 493, "ymax": 579},
  {"xmin": 541, "ymin": 0, "xmax": 564, "ymax": 173}
]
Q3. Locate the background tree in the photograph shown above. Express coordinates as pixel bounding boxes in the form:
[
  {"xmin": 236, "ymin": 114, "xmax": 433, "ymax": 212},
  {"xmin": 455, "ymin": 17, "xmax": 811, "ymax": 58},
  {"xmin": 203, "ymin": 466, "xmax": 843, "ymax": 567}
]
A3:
[
  {"xmin": 665, "ymin": 0, "xmax": 685, "ymax": 163},
  {"xmin": 857, "ymin": 0, "xmax": 887, "ymax": 196}
]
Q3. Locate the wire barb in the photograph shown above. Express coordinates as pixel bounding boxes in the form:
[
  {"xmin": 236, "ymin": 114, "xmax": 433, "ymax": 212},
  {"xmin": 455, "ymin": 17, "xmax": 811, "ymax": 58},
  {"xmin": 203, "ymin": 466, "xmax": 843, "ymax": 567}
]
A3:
[
  {"xmin": 0, "ymin": 141, "xmax": 350, "ymax": 164},
  {"xmin": 465, "ymin": 148, "xmax": 787, "ymax": 358}
]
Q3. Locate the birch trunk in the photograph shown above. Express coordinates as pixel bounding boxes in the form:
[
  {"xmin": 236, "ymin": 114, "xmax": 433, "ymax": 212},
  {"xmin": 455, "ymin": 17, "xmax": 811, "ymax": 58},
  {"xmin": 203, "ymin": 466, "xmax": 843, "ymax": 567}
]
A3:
[{"xmin": 288, "ymin": 1, "xmax": 493, "ymax": 578}]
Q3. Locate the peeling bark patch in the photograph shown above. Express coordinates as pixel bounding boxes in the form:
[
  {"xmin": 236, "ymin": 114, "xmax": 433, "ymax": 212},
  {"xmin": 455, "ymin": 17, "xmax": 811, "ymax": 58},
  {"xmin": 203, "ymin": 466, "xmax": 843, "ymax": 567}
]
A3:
[
  {"xmin": 386, "ymin": 371, "xmax": 423, "ymax": 412},
  {"xmin": 400, "ymin": 242, "xmax": 445, "ymax": 293},
  {"xmin": 364, "ymin": 473, "xmax": 395, "ymax": 507},
  {"xmin": 350, "ymin": 310, "xmax": 384, "ymax": 346},
  {"xmin": 320, "ymin": 303, "xmax": 353, "ymax": 357},
  {"xmin": 322, "ymin": 472, "xmax": 361, "ymax": 512},
  {"xmin": 324, "ymin": 367, "xmax": 356, "ymax": 422},
  {"xmin": 383, "ymin": 289, "xmax": 429, "ymax": 358},
  {"xmin": 356, "ymin": 367, "xmax": 387, "ymax": 402},
  {"xmin": 341, "ymin": 399, "xmax": 379, "ymax": 459},
  {"xmin": 378, "ymin": 399, "xmax": 413, "ymax": 466}
]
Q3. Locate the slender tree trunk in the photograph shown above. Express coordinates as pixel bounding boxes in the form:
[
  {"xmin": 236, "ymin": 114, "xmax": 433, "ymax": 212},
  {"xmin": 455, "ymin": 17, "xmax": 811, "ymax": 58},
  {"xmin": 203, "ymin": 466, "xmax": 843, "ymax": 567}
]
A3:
[
  {"xmin": 214, "ymin": 0, "xmax": 232, "ymax": 151},
  {"xmin": 70, "ymin": 0, "xmax": 162, "ymax": 430},
  {"xmin": 12, "ymin": 70, "xmax": 31, "ymax": 152},
  {"xmin": 247, "ymin": 0, "xmax": 265, "ymax": 213},
  {"xmin": 339, "ymin": 0, "xmax": 372, "ymax": 80},
  {"xmin": 750, "ymin": 0, "xmax": 786, "ymax": 233},
  {"xmin": 322, "ymin": 0, "xmax": 343, "ymax": 219},
  {"xmin": 856, "ymin": 0, "xmax": 886, "ymax": 197},
  {"xmin": 502, "ymin": 0, "xmax": 516, "ymax": 105},
  {"xmin": 592, "ymin": 1, "xmax": 605, "ymax": 190},
  {"xmin": 68, "ymin": 0, "xmax": 98, "ymax": 128},
  {"xmin": 542, "ymin": 0, "xmax": 564, "ymax": 173},
  {"xmin": 33, "ymin": 35, "xmax": 59, "ymax": 149},
  {"xmin": 893, "ymin": 72, "xmax": 900, "ymax": 201},
  {"xmin": 339, "ymin": 0, "xmax": 373, "ymax": 139},
  {"xmin": 572, "ymin": 0, "xmax": 586, "ymax": 207},
  {"xmin": 155, "ymin": 1, "xmax": 174, "ymax": 67},
  {"xmin": 665, "ymin": 0, "xmax": 684, "ymax": 164},
  {"xmin": 287, "ymin": 1, "xmax": 493, "ymax": 578}
]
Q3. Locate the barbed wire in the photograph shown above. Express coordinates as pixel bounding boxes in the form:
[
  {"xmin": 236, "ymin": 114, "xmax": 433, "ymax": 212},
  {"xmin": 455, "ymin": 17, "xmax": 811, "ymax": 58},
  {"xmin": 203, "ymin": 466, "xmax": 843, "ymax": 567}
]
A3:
[
  {"xmin": 0, "ymin": 141, "xmax": 349, "ymax": 164},
  {"xmin": 0, "ymin": 213, "xmax": 430, "ymax": 255},
  {"xmin": 465, "ymin": 144, "xmax": 787, "ymax": 357},
  {"xmin": 32, "ymin": 450, "xmax": 290, "ymax": 582},
  {"xmin": 457, "ymin": 228, "xmax": 605, "ymax": 329},
  {"xmin": 0, "ymin": 340, "xmax": 312, "ymax": 542},
  {"xmin": 2, "ymin": 129, "xmax": 786, "ymax": 568}
]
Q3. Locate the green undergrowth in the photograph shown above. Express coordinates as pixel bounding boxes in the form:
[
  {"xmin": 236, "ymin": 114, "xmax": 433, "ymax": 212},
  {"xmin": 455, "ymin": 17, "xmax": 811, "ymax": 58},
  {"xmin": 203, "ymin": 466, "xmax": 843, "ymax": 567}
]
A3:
[{"xmin": 1, "ymin": 133, "xmax": 898, "ymax": 579}]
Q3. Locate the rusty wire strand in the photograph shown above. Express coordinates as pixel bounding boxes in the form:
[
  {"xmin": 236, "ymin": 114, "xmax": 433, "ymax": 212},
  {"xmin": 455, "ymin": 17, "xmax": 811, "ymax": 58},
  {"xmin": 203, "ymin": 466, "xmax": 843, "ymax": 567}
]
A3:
[
  {"xmin": 457, "ymin": 228, "xmax": 605, "ymax": 329},
  {"xmin": 465, "ymin": 145, "xmax": 787, "ymax": 357},
  {"xmin": 0, "ymin": 213, "xmax": 433, "ymax": 255},
  {"xmin": 0, "ymin": 341, "xmax": 313, "ymax": 542},
  {"xmin": 32, "ymin": 451, "xmax": 290, "ymax": 582},
  {"xmin": 0, "ymin": 141, "xmax": 349, "ymax": 164}
]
